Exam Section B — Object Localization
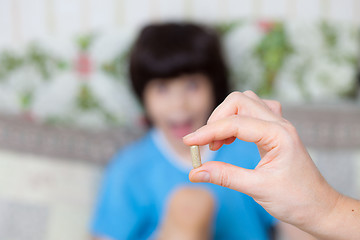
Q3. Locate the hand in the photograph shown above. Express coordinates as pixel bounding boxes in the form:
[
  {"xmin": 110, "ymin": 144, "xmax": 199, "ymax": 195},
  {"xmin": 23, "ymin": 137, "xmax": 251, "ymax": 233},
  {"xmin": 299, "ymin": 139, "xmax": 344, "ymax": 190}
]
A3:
[{"xmin": 183, "ymin": 91, "xmax": 359, "ymax": 239}]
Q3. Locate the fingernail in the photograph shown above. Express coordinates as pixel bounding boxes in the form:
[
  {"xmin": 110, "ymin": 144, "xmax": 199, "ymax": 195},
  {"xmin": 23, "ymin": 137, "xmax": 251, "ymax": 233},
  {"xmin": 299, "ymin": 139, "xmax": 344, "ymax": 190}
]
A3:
[
  {"xmin": 194, "ymin": 171, "xmax": 210, "ymax": 182},
  {"xmin": 209, "ymin": 142, "xmax": 214, "ymax": 150},
  {"xmin": 183, "ymin": 132, "xmax": 195, "ymax": 140}
]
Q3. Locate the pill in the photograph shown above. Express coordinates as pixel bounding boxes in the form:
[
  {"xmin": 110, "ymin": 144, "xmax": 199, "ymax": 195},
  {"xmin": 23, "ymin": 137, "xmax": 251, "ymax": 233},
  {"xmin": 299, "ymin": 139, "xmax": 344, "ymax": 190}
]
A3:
[{"xmin": 190, "ymin": 145, "xmax": 202, "ymax": 169}]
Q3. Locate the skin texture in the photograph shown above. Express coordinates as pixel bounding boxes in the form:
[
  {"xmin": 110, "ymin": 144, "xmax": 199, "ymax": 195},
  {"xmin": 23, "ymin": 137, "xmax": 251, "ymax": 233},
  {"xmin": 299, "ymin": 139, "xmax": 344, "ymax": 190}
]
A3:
[{"xmin": 183, "ymin": 91, "xmax": 360, "ymax": 240}]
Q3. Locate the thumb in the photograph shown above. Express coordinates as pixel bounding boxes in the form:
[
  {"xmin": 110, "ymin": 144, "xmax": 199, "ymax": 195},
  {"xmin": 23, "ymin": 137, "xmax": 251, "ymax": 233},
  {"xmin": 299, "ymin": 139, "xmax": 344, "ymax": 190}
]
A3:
[{"xmin": 189, "ymin": 161, "xmax": 258, "ymax": 195}]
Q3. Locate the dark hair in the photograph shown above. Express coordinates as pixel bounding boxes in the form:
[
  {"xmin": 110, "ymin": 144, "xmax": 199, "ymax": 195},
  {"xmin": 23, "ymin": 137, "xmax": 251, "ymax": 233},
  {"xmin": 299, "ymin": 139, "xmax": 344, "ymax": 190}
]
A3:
[{"xmin": 129, "ymin": 22, "xmax": 229, "ymax": 108}]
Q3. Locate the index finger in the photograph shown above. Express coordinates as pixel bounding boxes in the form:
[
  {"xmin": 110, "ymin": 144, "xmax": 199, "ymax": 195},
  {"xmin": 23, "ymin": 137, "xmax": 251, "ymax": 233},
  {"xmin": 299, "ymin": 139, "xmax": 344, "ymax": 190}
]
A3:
[
  {"xmin": 183, "ymin": 115, "xmax": 281, "ymax": 153},
  {"xmin": 207, "ymin": 91, "xmax": 280, "ymax": 125}
]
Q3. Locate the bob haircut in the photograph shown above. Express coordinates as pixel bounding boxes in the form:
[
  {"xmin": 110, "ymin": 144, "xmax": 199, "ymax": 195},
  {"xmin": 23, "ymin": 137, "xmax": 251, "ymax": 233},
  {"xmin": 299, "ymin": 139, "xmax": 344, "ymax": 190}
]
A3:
[{"xmin": 129, "ymin": 22, "xmax": 229, "ymax": 108}]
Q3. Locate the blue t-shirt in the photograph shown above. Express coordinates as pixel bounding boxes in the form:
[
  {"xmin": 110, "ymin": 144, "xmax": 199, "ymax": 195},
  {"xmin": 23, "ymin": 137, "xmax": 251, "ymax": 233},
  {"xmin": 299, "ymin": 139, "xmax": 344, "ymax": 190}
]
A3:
[{"xmin": 92, "ymin": 129, "xmax": 276, "ymax": 239}]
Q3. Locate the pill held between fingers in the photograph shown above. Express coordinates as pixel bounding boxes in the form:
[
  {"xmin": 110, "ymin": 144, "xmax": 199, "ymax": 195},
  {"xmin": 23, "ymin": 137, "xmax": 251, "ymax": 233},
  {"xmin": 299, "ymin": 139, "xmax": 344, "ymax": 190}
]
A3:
[{"xmin": 190, "ymin": 145, "xmax": 202, "ymax": 169}]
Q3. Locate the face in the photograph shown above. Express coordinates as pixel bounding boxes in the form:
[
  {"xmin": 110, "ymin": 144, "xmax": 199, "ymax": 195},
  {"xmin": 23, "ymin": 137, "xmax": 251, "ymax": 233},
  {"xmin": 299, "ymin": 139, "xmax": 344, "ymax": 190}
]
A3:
[{"xmin": 144, "ymin": 73, "xmax": 215, "ymax": 143}]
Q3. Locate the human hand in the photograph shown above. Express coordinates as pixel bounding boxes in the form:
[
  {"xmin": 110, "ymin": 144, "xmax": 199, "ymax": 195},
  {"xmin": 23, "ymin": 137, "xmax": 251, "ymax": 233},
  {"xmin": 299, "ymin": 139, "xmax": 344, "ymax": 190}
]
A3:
[{"xmin": 183, "ymin": 91, "xmax": 349, "ymax": 239}]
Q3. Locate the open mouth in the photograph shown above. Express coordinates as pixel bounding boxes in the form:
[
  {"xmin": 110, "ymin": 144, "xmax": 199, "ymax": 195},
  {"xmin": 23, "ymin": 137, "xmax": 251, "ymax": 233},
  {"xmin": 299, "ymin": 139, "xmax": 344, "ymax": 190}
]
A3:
[{"xmin": 168, "ymin": 119, "xmax": 194, "ymax": 139}]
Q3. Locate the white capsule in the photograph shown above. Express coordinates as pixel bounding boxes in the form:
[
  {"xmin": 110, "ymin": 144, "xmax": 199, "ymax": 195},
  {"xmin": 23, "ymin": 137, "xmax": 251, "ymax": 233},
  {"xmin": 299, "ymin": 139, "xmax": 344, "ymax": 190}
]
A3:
[{"xmin": 190, "ymin": 145, "xmax": 202, "ymax": 169}]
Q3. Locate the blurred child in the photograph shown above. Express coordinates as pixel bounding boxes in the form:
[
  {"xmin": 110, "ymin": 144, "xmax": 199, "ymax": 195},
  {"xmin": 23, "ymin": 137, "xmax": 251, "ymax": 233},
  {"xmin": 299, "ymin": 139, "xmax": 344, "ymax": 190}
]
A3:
[{"xmin": 91, "ymin": 22, "xmax": 308, "ymax": 240}]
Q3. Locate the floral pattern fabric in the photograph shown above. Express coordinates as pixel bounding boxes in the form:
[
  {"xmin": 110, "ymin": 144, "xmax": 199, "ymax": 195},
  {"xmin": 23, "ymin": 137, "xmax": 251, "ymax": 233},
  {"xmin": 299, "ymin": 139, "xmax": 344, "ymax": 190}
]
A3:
[{"xmin": 0, "ymin": 21, "xmax": 359, "ymax": 129}]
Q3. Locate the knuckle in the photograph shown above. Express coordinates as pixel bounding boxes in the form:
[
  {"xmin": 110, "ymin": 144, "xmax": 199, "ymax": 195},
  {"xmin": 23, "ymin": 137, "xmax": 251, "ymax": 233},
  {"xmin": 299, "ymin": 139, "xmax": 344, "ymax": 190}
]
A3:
[
  {"xmin": 228, "ymin": 91, "xmax": 242, "ymax": 101},
  {"xmin": 281, "ymin": 119, "xmax": 297, "ymax": 134},
  {"xmin": 271, "ymin": 122, "xmax": 288, "ymax": 138},
  {"xmin": 218, "ymin": 169, "xmax": 231, "ymax": 188},
  {"xmin": 229, "ymin": 115, "xmax": 241, "ymax": 134},
  {"xmin": 243, "ymin": 90, "xmax": 256, "ymax": 97},
  {"xmin": 277, "ymin": 119, "xmax": 300, "ymax": 143},
  {"xmin": 273, "ymin": 100, "xmax": 282, "ymax": 111}
]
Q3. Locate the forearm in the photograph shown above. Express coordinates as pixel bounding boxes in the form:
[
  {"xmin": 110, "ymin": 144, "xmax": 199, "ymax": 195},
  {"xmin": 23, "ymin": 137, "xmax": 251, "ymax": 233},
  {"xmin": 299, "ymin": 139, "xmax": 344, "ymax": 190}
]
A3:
[
  {"xmin": 299, "ymin": 193, "xmax": 360, "ymax": 240},
  {"xmin": 315, "ymin": 195, "xmax": 360, "ymax": 240}
]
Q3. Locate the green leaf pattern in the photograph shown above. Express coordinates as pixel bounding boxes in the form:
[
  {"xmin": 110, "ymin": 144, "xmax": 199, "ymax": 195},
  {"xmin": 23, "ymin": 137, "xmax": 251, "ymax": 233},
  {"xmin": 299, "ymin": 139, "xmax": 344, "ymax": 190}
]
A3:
[{"xmin": 0, "ymin": 21, "xmax": 358, "ymax": 128}]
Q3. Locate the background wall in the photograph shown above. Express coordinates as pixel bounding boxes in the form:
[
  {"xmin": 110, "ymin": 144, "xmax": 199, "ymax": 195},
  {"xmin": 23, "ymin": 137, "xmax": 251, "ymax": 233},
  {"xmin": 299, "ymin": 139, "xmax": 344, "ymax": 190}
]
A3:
[
  {"xmin": 1, "ymin": 0, "xmax": 359, "ymax": 129},
  {"xmin": 1, "ymin": 0, "xmax": 359, "ymax": 48}
]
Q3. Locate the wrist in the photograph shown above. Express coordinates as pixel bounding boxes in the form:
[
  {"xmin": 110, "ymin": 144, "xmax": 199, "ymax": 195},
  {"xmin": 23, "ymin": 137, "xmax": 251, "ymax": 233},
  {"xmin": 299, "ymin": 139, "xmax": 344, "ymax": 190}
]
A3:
[
  {"xmin": 303, "ymin": 188, "xmax": 360, "ymax": 240},
  {"xmin": 314, "ymin": 189, "xmax": 343, "ymax": 239},
  {"xmin": 318, "ymin": 195, "xmax": 360, "ymax": 240},
  {"xmin": 293, "ymin": 178, "xmax": 341, "ymax": 238}
]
